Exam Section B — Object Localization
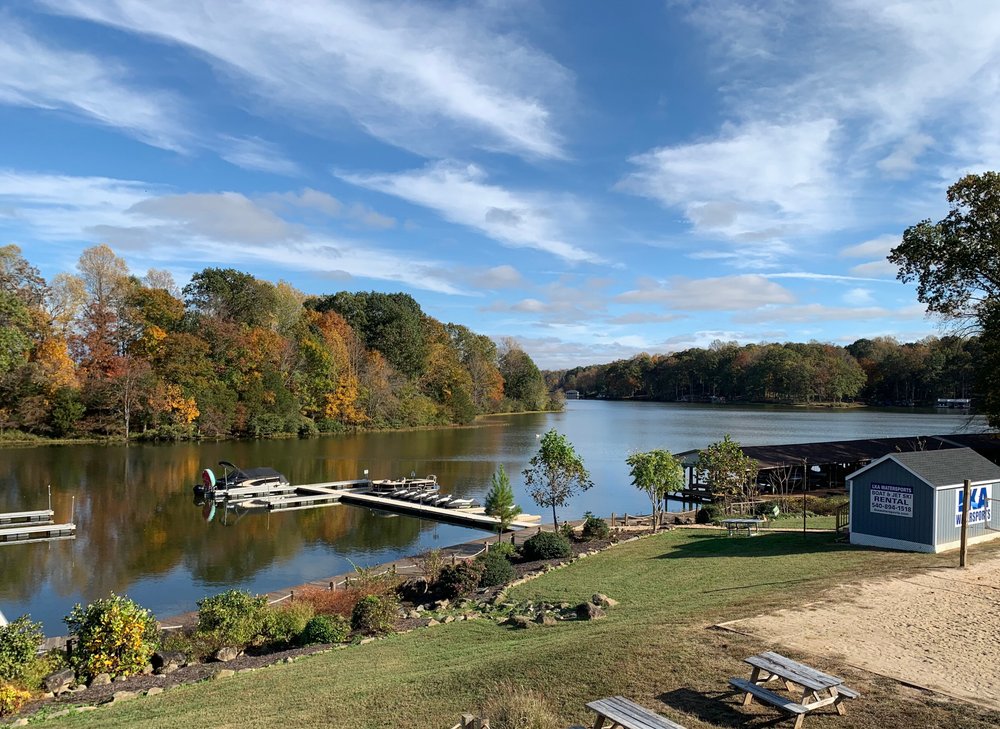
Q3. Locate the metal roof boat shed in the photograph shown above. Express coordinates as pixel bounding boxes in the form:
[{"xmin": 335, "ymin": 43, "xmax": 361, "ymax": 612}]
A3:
[{"xmin": 847, "ymin": 448, "xmax": 1000, "ymax": 553}]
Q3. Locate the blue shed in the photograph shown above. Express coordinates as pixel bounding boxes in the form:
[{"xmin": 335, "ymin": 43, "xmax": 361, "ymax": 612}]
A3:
[{"xmin": 846, "ymin": 448, "xmax": 1000, "ymax": 553}]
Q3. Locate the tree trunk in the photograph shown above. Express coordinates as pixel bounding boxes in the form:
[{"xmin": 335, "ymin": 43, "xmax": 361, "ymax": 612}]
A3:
[{"xmin": 551, "ymin": 502, "xmax": 559, "ymax": 530}]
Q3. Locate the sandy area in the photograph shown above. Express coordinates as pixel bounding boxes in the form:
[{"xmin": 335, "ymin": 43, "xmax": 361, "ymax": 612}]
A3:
[{"xmin": 722, "ymin": 555, "xmax": 1000, "ymax": 709}]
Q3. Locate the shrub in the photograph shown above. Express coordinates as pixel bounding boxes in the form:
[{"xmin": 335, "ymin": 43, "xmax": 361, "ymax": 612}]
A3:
[
  {"xmin": 488, "ymin": 541, "xmax": 517, "ymax": 560},
  {"xmin": 64, "ymin": 594, "xmax": 159, "ymax": 680},
  {"xmin": 0, "ymin": 616, "xmax": 44, "ymax": 683},
  {"xmin": 295, "ymin": 587, "xmax": 362, "ymax": 618},
  {"xmin": 581, "ymin": 512, "xmax": 610, "ymax": 541},
  {"xmin": 196, "ymin": 590, "xmax": 268, "ymax": 649},
  {"xmin": 300, "ymin": 615, "xmax": 351, "ymax": 645},
  {"xmin": 521, "ymin": 531, "xmax": 572, "ymax": 561},
  {"xmin": 480, "ymin": 681, "xmax": 561, "ymax": 729},
  {"xmin": 0, "ymin": 683, "xmax": 32, "ymax": 718},
  {"xmin": 417, "ymin": 549, "xmax": 447, "ymax": 585},
  {"xmin": 347, "ymin": 563, "xmax": 402, "ymax": 598},
  {"xmin": 263, "ymin": 602, "xmax": 315, "ymax": 646},
  {"xmin": 436, "ymin": 560, "xmax": 485, "ymax": 599},
  {"xmin": 558, "ymin": 521, "xmax": 577, "ymax": 541},
  {"xmin": 477, "ymin": 551, "xmax": 516, "ymax": 588},
  {"xmin": 351, "ymin": 594, "xmax": 399, "ymax": 636},
  {"xmin": 696, "ymin": 503, "xmax": 724, "ymax": 524}
]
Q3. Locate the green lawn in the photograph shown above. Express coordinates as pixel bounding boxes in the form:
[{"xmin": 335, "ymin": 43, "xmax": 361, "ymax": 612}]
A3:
[{"xmin": 38, "ymin": 530, "xmax": 1000, "ymax": 729}]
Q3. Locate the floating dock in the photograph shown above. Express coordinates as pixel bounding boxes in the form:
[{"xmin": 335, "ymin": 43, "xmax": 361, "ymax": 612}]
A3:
[
  {"xmin": 0, "ymin": 509, "xmax": 54, "ymax": 526},
  {"xmin": 224, "ymin": 480, "xmax": 541, "ymax": 531},
  {"xmin": 0, "ymin": 521, "xmax": 76, "ymax": 545}
]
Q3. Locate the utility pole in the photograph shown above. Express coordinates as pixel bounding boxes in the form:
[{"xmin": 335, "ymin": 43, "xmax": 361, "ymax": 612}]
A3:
[
  {"xmin": 802, "ymin": 459, "xmax": 808, "ymax": 538},
  {"xmin": 960, "ymin": 478, "xmax": 971, "ymax": 568}
]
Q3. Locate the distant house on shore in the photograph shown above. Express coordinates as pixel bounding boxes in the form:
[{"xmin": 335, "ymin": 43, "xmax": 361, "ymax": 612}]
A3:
[{"xmin": 564, "ymin": 390, "xmax": 580, "ymax": 399}]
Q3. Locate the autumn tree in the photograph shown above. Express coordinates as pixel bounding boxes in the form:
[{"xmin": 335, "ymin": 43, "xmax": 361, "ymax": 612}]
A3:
[
  {"xmin": 498, "ymin": 338, "xmax": 548, "ymax": 411},
  {"xmin": 696, "ymin": 435, "xmax": 759, "ymax": 512},
  {"xmin": 626, "ymin": 449, "xmax": 684, "ymax": 529},
  {"xmin": 183, "ymin": 268, "xmax": 277, "ymax": 328},
  {"xmin": 484, "ymin": 464, "xmax": 521, "ymax": 542},
  {"xmin": 522, "ymin": 429, "xmax": 593, "ymax": 528}
]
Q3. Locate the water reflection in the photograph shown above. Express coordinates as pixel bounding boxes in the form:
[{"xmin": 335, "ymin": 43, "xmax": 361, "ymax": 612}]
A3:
[{"xmin": 0, "ymin": 401, "xmax": 986, "ymax": 632}]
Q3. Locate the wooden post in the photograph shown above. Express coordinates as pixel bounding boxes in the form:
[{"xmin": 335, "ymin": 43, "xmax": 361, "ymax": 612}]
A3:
[
  {"xmin": 624, "ymin": 513, "xmax": 629, "ymax": 526},
  {"xmin": 329, "ymin": 581, "xmax": 334, "ymax": 591},
  {"xmin": 960, "ymin": 479, "xmax": 971, "ymax": 568},
  {"xmin": 802, "ymin": 459, "xmax": 808, "ymax": 538},
  {"xmin": 610, "ymin": 512, "xmax": 615, "ymax": 527}
]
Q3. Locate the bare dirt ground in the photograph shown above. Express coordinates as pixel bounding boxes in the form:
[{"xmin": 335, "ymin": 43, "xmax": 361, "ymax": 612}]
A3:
[{"xmin": 720, "ymin": 554, "xmax": 1000, "ymax": 710}]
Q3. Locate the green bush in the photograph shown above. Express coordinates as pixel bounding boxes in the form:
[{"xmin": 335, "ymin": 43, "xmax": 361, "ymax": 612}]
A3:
[
  {"xmin": 696, "ymin": 503, "xmax": 724, "ymax": 524},
  {"xmin": 0, "ymin": 683, "xmax": 32, "ymax": 718},
  {"xmin": 64, "ymin": 594, "xmax": 159, "ymax": 680},
  {"xmin": 350, "ymin": 594, "xmax": 399, "ymax": 636},
  {"xmin": 0, "ymin": 616, "xmax": 44, "ymax": 683},
  {"xmin": 488, "ymin": 541, "xmax": 517, "ymax": 560},
  {"xmin": 581, "ymin": 512, "xmax": 610, "ymax": 541},
  {"xmin": 196, "ymin": 590, "xmax": 268, "ymax": 649},
  {"xmin": 436, "ymin": 560, "xmax": 486, "ymax": 599},
  {"xmin": 558, "ymin": 521, "xmax": 577, "ymax": 540},
  {"xmin": 521, "ymin": 531, "xmax": 572, "ymax": 561},
  {"xmin": 300, "ymin": 614, "xmax": 351, "ymax": 645},
  {"xmin": 263, "ymin": 602, "xmax": 315, "ymax": 646},
  {"xmin": 477, "ymin": 550, "xmax": 516, "ymax": 588}
]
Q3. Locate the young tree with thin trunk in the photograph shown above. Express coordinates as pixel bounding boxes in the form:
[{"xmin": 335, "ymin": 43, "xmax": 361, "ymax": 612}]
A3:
[
  {"xmin": 484, "ymin": 464, "xmax": 521, "ymax": 542},
  {"xmin": 626, "ymin": 449, "xmax": 684, "ymax": 529},
  {"xmin": 522, "ymin": 429, "xmax": 593, "ymax": 528}
]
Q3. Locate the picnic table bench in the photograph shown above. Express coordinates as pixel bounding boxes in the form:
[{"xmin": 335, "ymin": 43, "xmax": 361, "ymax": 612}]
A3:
[
  {"xmin": 722, "ymin": 518, "xmax": 764, "ymax": 536},
  {"xmin": 586, "ymin": 696, "xmax": 686, "ymax": 729},
  {"xmin": 730, "ymin": 651, "xmax": 859, "ymax": 728}
]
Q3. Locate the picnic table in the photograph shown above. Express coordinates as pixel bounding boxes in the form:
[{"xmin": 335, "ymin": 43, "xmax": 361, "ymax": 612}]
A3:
[
  {"xmin": 722, "ymin": 518, "xmax": 764, "ymax": 536},
  {"xmin": 585, "ymin": 696, "xmax": 687, "ymax": 729},
  {"xmin": 729, "ymin": 651, "xmax": 859, "ymax": 728}
]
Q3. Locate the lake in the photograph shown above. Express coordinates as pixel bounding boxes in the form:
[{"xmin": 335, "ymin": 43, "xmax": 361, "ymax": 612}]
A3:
[{"xmin": 0, "ymin": 400, "xmax": 987, "ymax": 632}]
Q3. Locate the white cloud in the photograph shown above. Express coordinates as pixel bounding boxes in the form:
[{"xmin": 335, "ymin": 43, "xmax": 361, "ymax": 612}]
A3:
[
  {"xmin": 619, "ymin": 118, "xmax": 842, "ymax": 245},
  {"xmin": 47, "ymin": 0, "xmax": 570, "ymax": 160},
  {"xmin": 840, "ymin": 233, "xmax": 901, "ymax": 259},
  {"xmin": 473, "ymin": 265, "xmax": 525, "ymax": 289},
  {"xmin": 0, "ymin": 20, "xmax": 187, "ymax": 151},
  {"xmin": 217, "ymin": 136, "xmax": 301, "ymax": 176},
  {"xmin": 842, "ymin": 287, "xmax": 873, "ymax": 306},
  {"xmin": 617, "ymin": 274, "xmax": 795, "ymax": 311},
  {"xmin": 851, "ymin": 259, "xmax": 899, "ymax": 277},
  {"xmin": 0, "ymin": 170, "xmax": 464, "ymax": 294},
  {"xmin": 341, "ymin": 161, "xmax": 601, "ymax": 263},
  {"xmin": 876, "ymin": 133, "xmax": 933, "ymax": 178}
]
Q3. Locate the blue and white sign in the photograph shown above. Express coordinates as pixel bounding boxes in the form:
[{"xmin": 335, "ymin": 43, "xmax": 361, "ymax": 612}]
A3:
[
  {"xmin": 956, "ymin": 485, "xmax": 993, "ymax": 527},
  {"xmin": 870, "ymin": 483, "xmax": 913, "ymax": 517}
]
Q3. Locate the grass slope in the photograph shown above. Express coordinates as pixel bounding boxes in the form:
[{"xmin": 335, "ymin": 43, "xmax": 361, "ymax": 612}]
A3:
[{"xmin": 39, "ymin": 531, "xmax": 1000, "ymax": 729}]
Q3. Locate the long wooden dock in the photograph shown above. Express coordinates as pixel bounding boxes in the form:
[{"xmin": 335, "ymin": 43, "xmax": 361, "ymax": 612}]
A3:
[
  {"xmin": 0, "ymin": 509, "xmax": 54, "ymax": 526},
  {"xmin": 0, "ymin": 522, "xmax": 76, "ymax": 545},
  {"xmin": 225, "ymin": 481, "xmax": 541, "ymax": 531}
]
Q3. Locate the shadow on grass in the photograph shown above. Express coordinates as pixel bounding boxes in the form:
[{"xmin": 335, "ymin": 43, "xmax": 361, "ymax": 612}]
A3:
[
  {"xmin": 654, "ymin": 531, "xmax": 856, "ymax": 560},
  {"xmin": 658, "ymin": 687, "xmax": 786, "ymax": 728}
]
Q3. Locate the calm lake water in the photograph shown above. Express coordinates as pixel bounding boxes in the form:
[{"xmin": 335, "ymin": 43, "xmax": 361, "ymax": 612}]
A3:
[{"xmin": 0, "ymin": 400, "xmax": 987, "ymax": 632}]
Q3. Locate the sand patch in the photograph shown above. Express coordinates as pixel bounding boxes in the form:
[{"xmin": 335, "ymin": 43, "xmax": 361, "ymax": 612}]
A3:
[{"xmin": 720, "ymin": 555, "xmax": 1000, "ymax": 709}]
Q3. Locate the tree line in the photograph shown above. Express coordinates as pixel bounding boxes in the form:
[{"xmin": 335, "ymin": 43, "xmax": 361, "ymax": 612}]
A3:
[
  {"xmin": 0, "ymin": 245, "xmax": 557, "ymax": 441},
  {"xmin": 546, "ymin": 336, "xmax": 979, "ymax": 407}
]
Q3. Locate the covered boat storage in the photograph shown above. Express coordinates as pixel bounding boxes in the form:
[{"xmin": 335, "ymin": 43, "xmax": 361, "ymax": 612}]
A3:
[{"xmin": 846, "ymin": 448, "xmax": 1000, "ymax": 553}]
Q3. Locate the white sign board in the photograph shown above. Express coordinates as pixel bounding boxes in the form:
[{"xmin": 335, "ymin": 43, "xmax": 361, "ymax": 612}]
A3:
[
  {"xmin": 956, "ymin": 485, "xmax": 993, "ymax": 527},
  {"xmin": 870, "ymin": 483, "xmax": 913, "ymax": 517}
]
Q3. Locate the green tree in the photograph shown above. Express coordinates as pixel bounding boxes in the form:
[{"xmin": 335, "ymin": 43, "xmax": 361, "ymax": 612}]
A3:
[
  {"xmin": 183, "ymin": 268, "xmax": 277, "ymax": 328},
  {"xmin": 889, "ymin": 171, "xmax": 1000, "ymax": 424},
  {"xmin": 522, "ymin": 429, "xmax": 593, "ymax": 528},
  {"xmin": 484, "ymin": 464, "xmax": 521, "ymax": 542},
  {"xmin": 696, "ymin": 434, "xmax": 759, "ymax": 512},
  {"xmin": 498, "ymin": 338, "xmax": 548, "ymax": 410},
  {"xmin": 626, "ymin": 449, "xmax": 684, "ymax": 529}
]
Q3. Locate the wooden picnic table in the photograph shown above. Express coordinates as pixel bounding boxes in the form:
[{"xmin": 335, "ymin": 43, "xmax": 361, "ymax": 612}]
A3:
[
  {"xmin": 722, "ymin": 518, "xmax": 764, "ymax": 536},
  {"xmin": 729, "ymin": 651, "xmax": 859, "ymax": 728},
  {"xmin": 585, "ymin": 696, "xmax": 687, "ymax": 729}
]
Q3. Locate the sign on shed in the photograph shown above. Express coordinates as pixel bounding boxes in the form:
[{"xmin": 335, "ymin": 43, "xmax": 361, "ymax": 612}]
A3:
[{"xmin": 870, "ymin": 483, "xmax": 913, "ymax": 517}]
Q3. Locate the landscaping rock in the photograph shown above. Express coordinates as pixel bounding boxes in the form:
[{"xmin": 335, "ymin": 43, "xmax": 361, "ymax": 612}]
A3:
[
  {"xmin": 102, "ymin": 690, "xmax": 138, "ymax": 705},
  {"xmin": 213, "ymin": 646, "xmax": 240, "ymax": 662},
  {"xmin": 434, "ymin": 599, "xmax": 450, "ymax": 610},
  {"xmin": 534, "ymin": 612, "xmax": 557, "ymax": 626},
  {"xmin": 442, "ymin": 615, "xmax": 455, "ymax": 623},
  {"xmin": 12, "ymin": 718, "xmax": 29, "ymax": 726},
  {"xmin": 156, "ymin": 663, "xmax": 178, "ymax": 675},
  {"xmin": 213, "ymin": 668, "xmax": 236, "ymax": 679},
  {"xmin": 575, "ymin": 602, "xmax": 606, "ymax": 620},
  {"xmin": 591, "ymin": 593, "xmax": 619, "ymax": 608},
  {"xmin": 113, "ymin": 674, "xmax": 130, "ymax": 682},
  {"xmin": 146, "ymin": 686, "xmax": 164, "ymax": 696},
  {"xmin": 507, "ymin": 615, "xmax": 532, "ymax": 629},
  {"xmin": 90, "ymin": 672, "xmax": 112, "ymax": 687},
  {"xmin": 408, "ymin": 610, "xmax": 421, "ymax": 619},
  {"xmin": 42, "ymin": 667, "xmax": 75, "ymax": 695},
  {"xmin": 426, "ymin": 618, "xmax": 440, "ymax": 626}
]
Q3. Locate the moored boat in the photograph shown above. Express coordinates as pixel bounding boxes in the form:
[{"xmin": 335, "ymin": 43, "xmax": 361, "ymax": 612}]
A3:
[{"xmin": 194, "ymin": 461, "xmax": 292, "ymax": 501}]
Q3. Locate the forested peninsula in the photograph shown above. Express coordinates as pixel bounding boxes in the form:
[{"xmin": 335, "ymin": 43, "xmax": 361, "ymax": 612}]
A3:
[
  {"xmin": 547, "ymin": 337, "xmax": 978, "ymax": 407},
  {"xmin": 0, "ymin": 245, "xmax": 556, "ymax": 443}
]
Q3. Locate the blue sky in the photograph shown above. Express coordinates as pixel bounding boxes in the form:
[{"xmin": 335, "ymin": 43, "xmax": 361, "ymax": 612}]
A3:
[{"xmin": 2, "ymin": 1, "xmax": 998, "ymax": 369}]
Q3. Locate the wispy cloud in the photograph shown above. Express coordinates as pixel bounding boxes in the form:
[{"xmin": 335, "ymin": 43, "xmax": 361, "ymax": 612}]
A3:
[
  {"xmin": 47, "ymin": 0, "xmax": 570, "ymax": 160},
  {"xmin": 617, "ymin": 274, "xmax": 795, "ymax": 311},
  {"xmin": 340, "ymin": 161, "xmax": 602, "ymax": 263},
  {"xmin": 217, "ymin": 135, "xmax": 301, "ymax": 176},
  {"xmin": 0, "ymin": 19, "xmax": 188, "ymax": 151},
  {"xmin": 0, "ymin": 170, "xmax": 462, "ymax": 294}
]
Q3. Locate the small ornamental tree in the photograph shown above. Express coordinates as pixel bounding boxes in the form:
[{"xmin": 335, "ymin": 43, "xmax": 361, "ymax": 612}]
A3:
[
  {"xmin": 484, "ymin": 464, "xmax": 521, "ymax": 542},
  {"xmin": 522, "ymin": 429, "xmax": 593, "ymax": 529},
  {"xmin": 696, "ymin": 434, "xmax": 759, "ymax": 512},
  {"xmin": 64, "ymin": 594, "xmax": 159, "ymax": 680},
  {"xmin": 626, "ymin": 449, "xmax": 684, "ymax": 529}
]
